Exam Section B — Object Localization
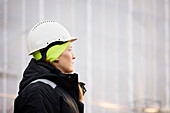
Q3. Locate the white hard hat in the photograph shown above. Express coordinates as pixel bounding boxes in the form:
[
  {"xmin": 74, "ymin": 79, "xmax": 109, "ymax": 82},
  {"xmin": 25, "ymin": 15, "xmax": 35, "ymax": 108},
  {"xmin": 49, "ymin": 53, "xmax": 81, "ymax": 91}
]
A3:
[{"xmin": 27, "ymin": 20, "xmax": 77, "ymax": 55}]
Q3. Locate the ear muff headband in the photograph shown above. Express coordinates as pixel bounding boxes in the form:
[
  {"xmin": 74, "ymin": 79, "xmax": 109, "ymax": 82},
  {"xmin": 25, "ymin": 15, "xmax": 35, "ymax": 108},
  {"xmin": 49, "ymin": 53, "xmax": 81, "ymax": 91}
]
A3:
[{"xmin": 46, "ymin": 41, "xmax": 70, "ymax": 62}]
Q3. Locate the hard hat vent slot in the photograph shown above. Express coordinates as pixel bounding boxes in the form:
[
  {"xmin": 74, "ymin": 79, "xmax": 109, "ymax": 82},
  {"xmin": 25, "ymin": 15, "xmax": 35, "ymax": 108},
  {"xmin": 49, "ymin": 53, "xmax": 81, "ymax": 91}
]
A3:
[{"xmin": 32, "ymin": 20, "xmax": 55, "ymax": 31}]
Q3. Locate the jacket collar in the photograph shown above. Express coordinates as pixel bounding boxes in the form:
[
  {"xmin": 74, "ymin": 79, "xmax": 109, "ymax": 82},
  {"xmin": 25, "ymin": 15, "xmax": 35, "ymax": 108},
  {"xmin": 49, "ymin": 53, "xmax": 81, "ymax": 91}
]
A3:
[{"xmin": 19, "ymin": 58, "xmax": 79, "ymax": 97}]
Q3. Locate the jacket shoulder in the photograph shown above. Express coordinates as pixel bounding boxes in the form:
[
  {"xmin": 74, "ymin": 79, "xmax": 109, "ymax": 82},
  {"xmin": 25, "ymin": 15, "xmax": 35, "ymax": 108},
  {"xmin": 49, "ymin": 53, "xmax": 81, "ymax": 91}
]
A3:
[{"xmin": 14, "ymin": 82, "xmax": 60, "ymax": 113}]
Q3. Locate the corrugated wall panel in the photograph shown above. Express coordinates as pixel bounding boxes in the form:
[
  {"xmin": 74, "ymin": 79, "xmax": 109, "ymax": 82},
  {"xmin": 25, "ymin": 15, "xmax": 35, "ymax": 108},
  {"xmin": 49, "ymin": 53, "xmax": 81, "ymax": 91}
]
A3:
[{"xmin": 0, "ymin": 0, "xmax": 169, "ymax": 113}]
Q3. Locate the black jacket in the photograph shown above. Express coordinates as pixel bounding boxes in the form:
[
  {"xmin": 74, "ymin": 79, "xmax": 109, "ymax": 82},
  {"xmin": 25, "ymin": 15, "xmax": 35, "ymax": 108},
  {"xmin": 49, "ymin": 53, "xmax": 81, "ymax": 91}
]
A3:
[{"xmin": 14, "ymin": 59, "xmax": 85, "ymax": 113}]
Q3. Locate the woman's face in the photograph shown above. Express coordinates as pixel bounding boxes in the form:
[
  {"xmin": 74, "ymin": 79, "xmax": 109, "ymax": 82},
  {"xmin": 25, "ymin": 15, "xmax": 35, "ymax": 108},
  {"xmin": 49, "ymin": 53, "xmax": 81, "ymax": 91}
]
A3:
[{"xmin": 52, "ymin": 43, "xmax": 76, "ymax": 73}]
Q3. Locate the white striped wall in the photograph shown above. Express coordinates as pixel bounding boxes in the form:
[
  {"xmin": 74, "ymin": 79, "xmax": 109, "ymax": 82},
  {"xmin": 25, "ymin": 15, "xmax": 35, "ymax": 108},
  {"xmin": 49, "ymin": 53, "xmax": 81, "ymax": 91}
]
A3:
[
  {"xmin": 3, "ymin": 0, "xmax": 8, "ymax": 113},
  {"xmin": 0, "ymin": 0, "xmax": 170, "ymax": 113}
]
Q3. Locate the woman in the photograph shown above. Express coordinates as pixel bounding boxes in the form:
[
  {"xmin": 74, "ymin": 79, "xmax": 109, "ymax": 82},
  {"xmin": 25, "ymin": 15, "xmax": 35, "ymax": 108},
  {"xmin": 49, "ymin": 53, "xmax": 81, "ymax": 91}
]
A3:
[{"xmin": 14, "ymin": 21, "xmax": 86, "ymax": 113}]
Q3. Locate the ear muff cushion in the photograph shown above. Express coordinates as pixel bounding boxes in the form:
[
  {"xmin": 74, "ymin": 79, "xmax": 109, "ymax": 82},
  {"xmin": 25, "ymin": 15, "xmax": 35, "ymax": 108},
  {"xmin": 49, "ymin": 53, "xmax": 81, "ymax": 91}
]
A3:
[
  {"xmin": 32, "ymin": 50, "xmax": 42, "ymax": 61},
  {"xmin": 46, "ymin": 41, "xmax": 70, "ymax": 62}
]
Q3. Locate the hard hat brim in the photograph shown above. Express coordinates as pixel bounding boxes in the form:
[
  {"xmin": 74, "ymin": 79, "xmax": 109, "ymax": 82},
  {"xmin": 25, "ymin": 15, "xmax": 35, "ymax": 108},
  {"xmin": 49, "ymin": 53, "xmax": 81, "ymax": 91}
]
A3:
[{"xmin": 69, "ymin": 37, "xmax": 77, "ymax": 42}]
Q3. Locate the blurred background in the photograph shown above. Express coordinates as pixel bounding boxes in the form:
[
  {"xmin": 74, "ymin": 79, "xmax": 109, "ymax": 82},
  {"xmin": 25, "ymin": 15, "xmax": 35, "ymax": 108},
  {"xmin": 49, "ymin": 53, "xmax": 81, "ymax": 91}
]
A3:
[{"xmin": 0, "ymin": 0, "xmax": 170, "ymax": 113}]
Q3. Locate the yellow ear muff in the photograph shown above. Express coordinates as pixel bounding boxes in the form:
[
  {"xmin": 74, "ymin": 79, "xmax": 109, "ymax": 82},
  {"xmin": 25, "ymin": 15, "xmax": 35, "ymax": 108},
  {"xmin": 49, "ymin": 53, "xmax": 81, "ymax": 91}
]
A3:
[
  {"xmin": 46, "ymin": 41, "xmax": 70, "ymax": 62},
  {"xmin": 32, "ymin": 50, "xmax": 42, "ymax": 61},
  {"xmin": 32, "ymin": 41, "xmax": 70, "ymax": 62}
]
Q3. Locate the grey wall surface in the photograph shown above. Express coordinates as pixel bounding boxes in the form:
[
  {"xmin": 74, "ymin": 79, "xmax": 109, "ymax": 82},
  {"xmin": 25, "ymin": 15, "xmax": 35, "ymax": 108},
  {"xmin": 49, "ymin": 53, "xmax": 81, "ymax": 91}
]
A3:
[{"xmin": 0, "ymin": 0, "xmax": 170, "ymax": 113}]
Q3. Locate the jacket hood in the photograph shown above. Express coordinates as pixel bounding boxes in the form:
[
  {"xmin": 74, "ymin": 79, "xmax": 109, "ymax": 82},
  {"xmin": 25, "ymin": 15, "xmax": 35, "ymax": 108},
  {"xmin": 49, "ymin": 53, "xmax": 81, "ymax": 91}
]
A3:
[{"xmin": 19, "ymin": 58, "xmax": 79, "ymax": 94}]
